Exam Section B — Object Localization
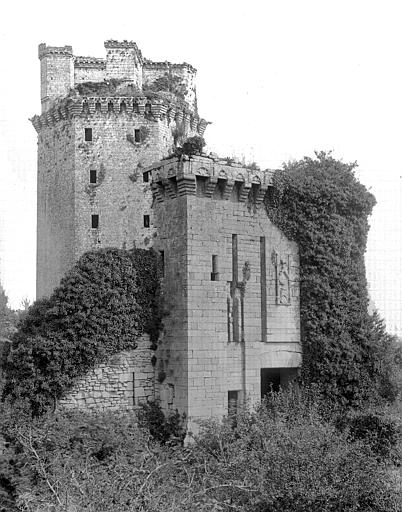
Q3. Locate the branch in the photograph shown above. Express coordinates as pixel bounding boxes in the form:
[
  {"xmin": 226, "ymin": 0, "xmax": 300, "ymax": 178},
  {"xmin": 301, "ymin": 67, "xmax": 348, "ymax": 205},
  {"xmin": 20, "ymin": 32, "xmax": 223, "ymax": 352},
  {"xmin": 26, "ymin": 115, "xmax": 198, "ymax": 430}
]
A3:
[{"xmin": 17, "ymin": 427, "xmax": 63, "ymax": 507}]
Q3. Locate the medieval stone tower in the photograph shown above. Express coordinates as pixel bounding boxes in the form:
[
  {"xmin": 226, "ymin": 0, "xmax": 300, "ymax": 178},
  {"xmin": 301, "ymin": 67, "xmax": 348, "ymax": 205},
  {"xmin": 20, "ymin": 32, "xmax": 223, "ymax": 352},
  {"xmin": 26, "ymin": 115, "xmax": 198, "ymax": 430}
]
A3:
[
  {"xmin": 32, "ymin": 40, "xmax": 301, "ymax": 428},
  {"xmin": 32, "ymin": 41, "xmax": 207, "ymax": 298}
]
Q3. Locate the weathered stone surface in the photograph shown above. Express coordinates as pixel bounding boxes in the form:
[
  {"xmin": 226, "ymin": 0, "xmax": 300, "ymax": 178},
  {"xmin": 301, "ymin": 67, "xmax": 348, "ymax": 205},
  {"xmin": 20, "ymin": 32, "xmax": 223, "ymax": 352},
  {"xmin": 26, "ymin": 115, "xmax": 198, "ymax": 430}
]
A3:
[{"xmin": 59, "ymin": 336, "xmax": 154, "ymax": 410}]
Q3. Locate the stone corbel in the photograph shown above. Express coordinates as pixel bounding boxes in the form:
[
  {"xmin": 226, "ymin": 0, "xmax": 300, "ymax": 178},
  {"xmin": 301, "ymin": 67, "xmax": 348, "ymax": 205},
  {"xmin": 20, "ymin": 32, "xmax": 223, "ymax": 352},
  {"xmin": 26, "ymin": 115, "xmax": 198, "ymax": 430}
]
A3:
[
  {"xmin": 60, "ymin": 106, "xmax": 68, "ymax": 119},
  {"xmin": 222, "ymin": 179, "xmax": 235, "ymax": 200},
  {"xmin": 175, "ymin": 110, "xmax": 184, "ymax": 125},
  {"xmin": 151, "ymin": 182, "xmax": 165, "ymax": 203},
  {"xmin": 52, "ymin": 109, "xmax": 61, "ymax": 123},
  {"xmin": 151, "ymin": 100, "xmax": 164, "ymax": 118},
  {"xmin": 190, "ymin": 114, "xmax": 198, "ymax": 132},
  {"xmin": 198, "ymin": 118, "xmax": 208, "ymax": 136},
  {"xmin": 254, "ymin": 184, "xmax": 268, "ymax": 205},
  {"xmin": 166, "ymin": 107, "xmax": 176, "ymax": 124},
  {"xmin": 87, "ymin": 99, "xmax": 96, "ymax": 114},
  {"xmin": 163, "ymin": 177, "xmax": 178, "ymax": 199},
  {"xmin": 204, "ymin": 176, "xmax": 218, "ymax": 198},
  {"xmin": 239, "ymin": 182, "xmax": 252, "ymax": 202},
  {"xmin": 177, "ymin": 174, "xmax": 196, "ymax": 196},
  {"xmin": 137, "ymin": 98, "xmax": 146, "ymax": 116},
  {"xmin": 30, "ymin": 116, "xmax": 41, "ymax": 133},
  {"xmin": 67, "ymin": 101, "xmax": 83, "ymax": 117},
  {"xmin": 46, "ymin": 111, "xmax": 55, "ymax": 126}
]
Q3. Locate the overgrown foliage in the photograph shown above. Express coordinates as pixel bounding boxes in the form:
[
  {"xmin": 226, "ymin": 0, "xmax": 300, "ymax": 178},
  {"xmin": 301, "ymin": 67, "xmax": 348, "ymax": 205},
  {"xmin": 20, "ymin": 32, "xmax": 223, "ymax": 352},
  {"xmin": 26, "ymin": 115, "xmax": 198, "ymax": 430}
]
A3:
[
  {"xmin": 137, "ymin": 400, "xmax": 186, "ymax": 445},
  {"xmin": 0, "ymin": 387, "xmax": 399, "ymax": 511},
  {"xmin": 265, "ymin": 151, "xmax": 400, "ymax": 407},
  {"xmin": 0, "ymin": 285, "xmax": 16, "ymax": 340},
  {"xmin": 1, "ymin": 248, "xmax": 161, "ymax": 415},
  {"xmin": 145, "ymin": 73, "xmax": 187, "ymax": 100}
]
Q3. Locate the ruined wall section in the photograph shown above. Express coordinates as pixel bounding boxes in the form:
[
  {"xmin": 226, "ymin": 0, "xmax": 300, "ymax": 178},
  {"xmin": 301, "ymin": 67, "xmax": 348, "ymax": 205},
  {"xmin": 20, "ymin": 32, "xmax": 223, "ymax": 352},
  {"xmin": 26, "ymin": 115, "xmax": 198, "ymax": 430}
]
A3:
[
  {"xmin": 105, "ymin": 40, "xmax": 143, "ymax": 89},
  {"xmin": 74, "ymin": 57, "xmax": 106, "ymax": 84},
  {"xmin": 36, "ymin": 120, "xmax": 76, "ymax": 298},
  {"xmin": 59, "ymin": 336, "xmax": 155, "ymax": 410},
  {"xmin": 39, "ymin": 44, "xmax": 74, "ymax": 113},
  {"xmin": 143, "ymin": 61, "xmax": 197, "ymax": 112}
]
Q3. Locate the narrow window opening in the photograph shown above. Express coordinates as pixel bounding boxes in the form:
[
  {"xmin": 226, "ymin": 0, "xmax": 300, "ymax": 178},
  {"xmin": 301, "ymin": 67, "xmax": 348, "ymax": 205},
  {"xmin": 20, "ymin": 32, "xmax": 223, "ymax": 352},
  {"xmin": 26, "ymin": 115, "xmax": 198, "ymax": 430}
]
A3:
[
  {"xmin": 143, "ymin": 171, "xmax": 150, "ymax": 182},
  {"xmin": 143, "ymin": 215, "xmax": 150, "ymax": 228},
  {"xmin": 90, "ymin": 169, "xmax": 97, "ymax": 184},
  {"xmin": 84, "ymin": 128, "xmax": 93, "ymax": 141},
  {"xmin": 91, "ymin": 214, "xmax": 99, "ymax": 229},
  {"xmin": 132, "ymin": 372, "xmax": 135, "ymax": 405},
  {"xmin": 211, "ymin": 255, "xmax": 219, "ymax": 281},
  {"xmin": 134, "ymin": 129, "xmax": 141, "ymax": 143},
  {"xmin": 160, "ymin": 250, "xmax": 165, "ymax": 277},
  {"xmin": 228, "ymin": 390, "xmax": 239, "ymax": 425}
]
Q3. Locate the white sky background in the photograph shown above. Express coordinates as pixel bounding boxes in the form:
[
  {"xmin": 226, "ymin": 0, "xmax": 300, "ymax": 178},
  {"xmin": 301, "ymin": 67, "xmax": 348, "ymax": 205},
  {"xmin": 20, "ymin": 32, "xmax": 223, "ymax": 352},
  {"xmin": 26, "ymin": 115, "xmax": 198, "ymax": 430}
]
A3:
[{"xmin": 0, "ymin": 0, "xmax": 401, "ymax": 334}]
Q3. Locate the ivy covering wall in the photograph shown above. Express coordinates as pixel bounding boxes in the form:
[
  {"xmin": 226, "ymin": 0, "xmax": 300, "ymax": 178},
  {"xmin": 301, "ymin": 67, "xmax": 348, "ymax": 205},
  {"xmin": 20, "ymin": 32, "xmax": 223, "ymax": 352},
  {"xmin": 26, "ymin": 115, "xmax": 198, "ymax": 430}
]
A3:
[
  {"xmin": 1, "ymin": 248, "xmax": 161, "ymax": 416},
  {"xmin": 265, "ymin": 151, "xmax": 399, "ymax": 407}
]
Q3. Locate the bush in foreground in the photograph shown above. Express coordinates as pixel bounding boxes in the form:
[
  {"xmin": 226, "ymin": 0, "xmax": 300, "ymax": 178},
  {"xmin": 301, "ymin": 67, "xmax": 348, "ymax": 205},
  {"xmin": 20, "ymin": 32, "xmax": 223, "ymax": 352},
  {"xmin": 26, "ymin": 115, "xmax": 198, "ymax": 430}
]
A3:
[{"xmin": 1, "ymin": 387, "xmax": 400, "ymax": 511}]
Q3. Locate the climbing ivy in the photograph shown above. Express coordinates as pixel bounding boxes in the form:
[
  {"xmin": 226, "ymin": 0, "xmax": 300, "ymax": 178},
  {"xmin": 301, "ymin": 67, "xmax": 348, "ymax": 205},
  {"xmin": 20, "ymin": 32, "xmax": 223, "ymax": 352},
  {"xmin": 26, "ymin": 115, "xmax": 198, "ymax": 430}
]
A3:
[
  {"xmin": 265, "ymin": 151, "xmax": 398, "ymax": 407},
  {"xmin": 1, "ymin": 248, "xmax": 161, "ymax": 416}
]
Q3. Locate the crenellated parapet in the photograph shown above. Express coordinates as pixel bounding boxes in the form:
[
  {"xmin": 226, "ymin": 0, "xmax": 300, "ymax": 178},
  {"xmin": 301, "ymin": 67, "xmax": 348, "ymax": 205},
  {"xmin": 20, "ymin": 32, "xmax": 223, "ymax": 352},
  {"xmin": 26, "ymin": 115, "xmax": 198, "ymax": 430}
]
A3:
[
  {"xmin": 105, "ymin": 39, "xmax": 143, "ymax": 60},
  {"xmin": 148, "ymin": 155, "xmax": 273, "ymax": 205},
  {"xmin": 143, "ymin": 59, "xmax": 197, "ymax": 74},
  {"xmin": 38, "ymin": 43, "xmax": 73, "ymax": 59},
  {"xmin": 30, "ymin": 95, "xmax": 209, "ymax": 135},
  {"xmin": 75, "ymin": 56, "xmax": 106, "ymax": 69}
]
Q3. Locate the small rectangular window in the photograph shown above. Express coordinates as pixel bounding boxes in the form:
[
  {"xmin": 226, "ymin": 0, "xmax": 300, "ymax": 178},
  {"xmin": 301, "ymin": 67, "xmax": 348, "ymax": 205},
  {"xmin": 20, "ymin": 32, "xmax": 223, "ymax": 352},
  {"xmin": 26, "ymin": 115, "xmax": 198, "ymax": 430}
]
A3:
[
  {"xmin": 143, "ymin": 215, "xmax": 150, "ymax": 228},
  {"xmin": 90, "ymin": 169, "xmax": 97, "ymax": 184},
  {"xmin": 85, "ymin": 128, "xmax": 93, "ymax": 141},
  {"xmin": 211, "ymin": 255, "xmax": 219, "ymax": 281},
  {"xmin": 143, "ymin": 171, "xmax": 150, "ymax": 182},
  {"xmin": 91, "ymin": 214, "xmax": 99, "ymax": 229},
  {"xmin": 134, "ymin": 129, "xmax": 141, "ymax": 143}
]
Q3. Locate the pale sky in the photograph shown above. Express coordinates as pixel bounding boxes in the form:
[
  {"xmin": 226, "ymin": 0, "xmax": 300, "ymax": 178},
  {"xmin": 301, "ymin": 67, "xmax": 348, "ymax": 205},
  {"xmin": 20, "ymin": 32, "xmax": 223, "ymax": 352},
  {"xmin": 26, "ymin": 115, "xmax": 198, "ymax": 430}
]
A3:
[{"xmin": 0, "ymin": 0, "xmax": 401, "ymax": 335}]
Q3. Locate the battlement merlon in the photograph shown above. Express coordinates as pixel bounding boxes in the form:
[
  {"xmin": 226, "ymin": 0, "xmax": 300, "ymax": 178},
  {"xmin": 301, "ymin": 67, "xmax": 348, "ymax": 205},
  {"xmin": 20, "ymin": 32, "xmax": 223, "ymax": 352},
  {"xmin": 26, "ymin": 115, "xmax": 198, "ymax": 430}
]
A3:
[
  {"xmin": 38, "ymin": 43, "xmax": 73, "ymax": 59},
  {"xmin": 75, "ymin": 56, "xmax": 106, "ymax": 69},
  {"xmin": 147, "ymin": 155, "xmax": 274, "ymax": 203}
]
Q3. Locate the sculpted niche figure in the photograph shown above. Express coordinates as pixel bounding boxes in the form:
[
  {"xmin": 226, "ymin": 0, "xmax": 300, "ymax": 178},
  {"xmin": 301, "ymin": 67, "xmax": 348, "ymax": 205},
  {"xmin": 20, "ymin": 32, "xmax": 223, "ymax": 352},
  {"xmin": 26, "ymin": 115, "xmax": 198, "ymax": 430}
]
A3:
[{"xmin": 272, "ymin": 251, "xmax": 291, "ymax": 305}]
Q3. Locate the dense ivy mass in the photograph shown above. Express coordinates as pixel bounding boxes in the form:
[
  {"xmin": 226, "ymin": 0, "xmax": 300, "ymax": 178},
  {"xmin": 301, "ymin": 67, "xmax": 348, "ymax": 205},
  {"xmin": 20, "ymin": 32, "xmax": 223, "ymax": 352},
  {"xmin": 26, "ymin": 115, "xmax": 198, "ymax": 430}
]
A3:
[
  {"xmin": 1, "ymin": 248, "xmax": 161, "ymax": 415},
  {"xmin": 266, "ymin": 152, "xmax": 399, "ymax": 407}
]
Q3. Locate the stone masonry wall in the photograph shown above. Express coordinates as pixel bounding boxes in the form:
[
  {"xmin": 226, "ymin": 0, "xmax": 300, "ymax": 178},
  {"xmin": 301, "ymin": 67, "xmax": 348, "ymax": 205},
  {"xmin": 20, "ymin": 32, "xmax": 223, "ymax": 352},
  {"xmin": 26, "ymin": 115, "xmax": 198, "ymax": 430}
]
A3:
[
  {"xmin": 32, "ymin": 98, "xmax": 203, "ymax": 297},
  {"xmin": 74, "ymin": 58, "xmax": 106, "ymax": 84},
  {"xmin": 39, "ymin": 45, "xmax": 74, "ymax": 113},
  {"xmin": 151, "ymin": 156, "xmax": 301, "ymax": 428},
  {"xmin": 59, "ymin": 335, "xmax": 155, "ymax": 410},
  {"xmin": 36, "ymin": 120, "xmax": 76, "ymax": 298}
]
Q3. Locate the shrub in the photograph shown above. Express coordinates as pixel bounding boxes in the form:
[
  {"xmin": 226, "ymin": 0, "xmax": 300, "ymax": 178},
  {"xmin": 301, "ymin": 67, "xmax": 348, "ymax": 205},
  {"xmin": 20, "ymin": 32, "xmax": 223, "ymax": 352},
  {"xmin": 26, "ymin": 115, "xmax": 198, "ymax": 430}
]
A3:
[
  {"xmin": 181, "ymin": 135, "xmax": 205, "ymax": 156},
  {"xmin": 1, "ymin": 248, "xmax": 161, "ymax": 415},
  {"xmin": 266, "ymin": 152, "xmax": 400, "ymax": 407},
  {"xmin": 336, "ymin": 409, "xmax": 402, "ymax": 463},
  {"xmin": 137, "ymin": 400, "xmax": 186, "ymax": 445},
  {"xmin": 188, "ymin": 388, "xmax": 400, "ymax": 511},
  {"xmin": 0, "ymin": 388, "xmax": 399, "ymax": 511}
]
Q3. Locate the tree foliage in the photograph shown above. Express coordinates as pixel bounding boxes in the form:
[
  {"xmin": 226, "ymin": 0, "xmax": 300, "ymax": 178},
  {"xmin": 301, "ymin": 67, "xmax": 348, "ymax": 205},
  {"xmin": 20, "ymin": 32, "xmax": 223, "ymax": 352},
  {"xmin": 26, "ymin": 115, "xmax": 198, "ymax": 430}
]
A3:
[
  {"xmin": 1, "ymin": 248, "xmax": 161, "ymax": 415},
  {"xmin": 266, "ymin": 151, "xmax": 400, "ymax": 406}
]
